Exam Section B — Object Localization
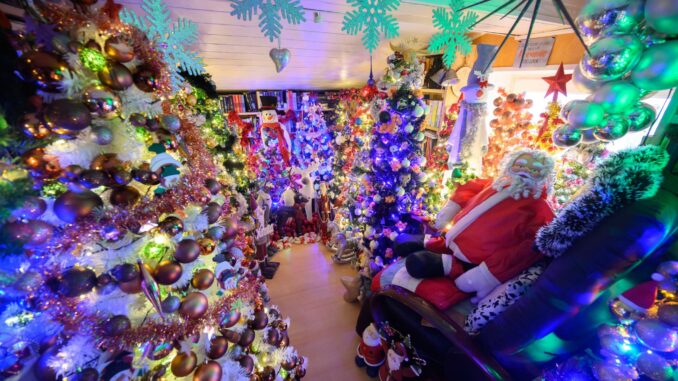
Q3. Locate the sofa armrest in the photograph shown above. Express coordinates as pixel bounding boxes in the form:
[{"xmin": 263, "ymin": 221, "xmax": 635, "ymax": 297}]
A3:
[{"xmin": 371, "ymin": 285, "xmax": 513, "ymax": 381}]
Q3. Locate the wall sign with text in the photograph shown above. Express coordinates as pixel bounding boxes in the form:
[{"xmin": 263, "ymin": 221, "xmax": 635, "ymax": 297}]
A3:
[{"xmin": 513, "ymin": 37, "xmax": 555, "ymax": 67}]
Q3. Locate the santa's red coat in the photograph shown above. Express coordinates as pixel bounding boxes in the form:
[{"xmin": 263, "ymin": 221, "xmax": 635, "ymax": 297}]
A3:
[{"xmin": 373, "ymin": 178, "xmax": 555, "ymax": 310}]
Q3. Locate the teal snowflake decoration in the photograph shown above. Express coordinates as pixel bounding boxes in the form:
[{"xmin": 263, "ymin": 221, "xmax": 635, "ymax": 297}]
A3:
[
  {"xmin": 120, "ymin": 0, "xmax": 205, "ymax": 90},
  {"xmin": 428, "ymin": 0, "xmax": 478, "ymax": 68},
  {"xmin": 342, "ymin": 0, "xmax": 401, "ymax": 53},
  {"xmin": 230, "ymin": 0, "xmax": 306, "ymax": 42}
]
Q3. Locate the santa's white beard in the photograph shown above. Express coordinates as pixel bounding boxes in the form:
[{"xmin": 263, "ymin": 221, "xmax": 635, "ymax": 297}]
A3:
[{"xmin": 493, "ymin": 172, "xmax": 544, "ymax": 199}]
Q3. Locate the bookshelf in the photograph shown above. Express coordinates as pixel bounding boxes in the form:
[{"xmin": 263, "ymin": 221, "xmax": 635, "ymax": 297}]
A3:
[{"xmin": 217, "ymin": 90, "xmax": 340, "ymax": 116}]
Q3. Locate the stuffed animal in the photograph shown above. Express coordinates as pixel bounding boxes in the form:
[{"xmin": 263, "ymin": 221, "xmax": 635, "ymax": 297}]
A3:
[
  {"xmin": 291, "ymin": 160, "xmax": 319, "ymax": 221},
  {"xmin": 373, "ymin": 149, "xmax": 555, "ymax": 310}
]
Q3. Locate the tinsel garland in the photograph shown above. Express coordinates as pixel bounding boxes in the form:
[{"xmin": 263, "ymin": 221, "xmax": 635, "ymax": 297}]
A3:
[
  {"xmin": 100, "ymin": 277, "xmax": 261, "ymax": 350},
  {"xmin": 45, "ymin": 275, "xmax": 260, "ymax": 351},
  {"xmin": 33, "ymin": 2, "xmax": 172, "ymax": 94},
  {"xmin": 536, "ymin": 145, "xmax": 669, "ymax": 258},
  {"xmin": 42, "ymin": 113, "xmax": 217, "ymax": 254}
]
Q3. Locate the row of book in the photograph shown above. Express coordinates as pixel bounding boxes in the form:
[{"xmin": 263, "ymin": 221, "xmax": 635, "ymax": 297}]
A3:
[
  {"xmin": 425, "ymin": 100, "xmax": 446, "ymax": 132},
  {"xmin": 218, "ymin": 90, "xmax": 341, "ymax": 114}
]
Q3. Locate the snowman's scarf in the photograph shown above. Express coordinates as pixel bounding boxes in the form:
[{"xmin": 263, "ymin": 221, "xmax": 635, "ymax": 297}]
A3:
[{"xmin": 536, "ymin": 145, "xmax": 668, "ymax": 258}]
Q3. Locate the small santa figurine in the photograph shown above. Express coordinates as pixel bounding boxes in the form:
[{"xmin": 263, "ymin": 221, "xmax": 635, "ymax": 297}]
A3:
[
  {"xmin": 260, "ymin": 96, "xmax": 292, "ymax": 166},
  {"xmin": 373, "ymin": 149, "xmax": 555, "ymax": 309},
  {"xmin": 355, "ymin": 323, "xmax": 385, "ymax": 377}
]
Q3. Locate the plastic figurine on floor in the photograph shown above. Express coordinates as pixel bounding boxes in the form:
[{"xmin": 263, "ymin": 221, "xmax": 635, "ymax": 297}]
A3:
[
  {"xmin": 355, "ymin": 323, "xmax": 385, "ymax": 377},
  {"xmin": 372, "ymin": 149, "xmax": 556, "ymax": 310},
  {"xmin": 318, "ymin": 181, "xmax": 333, "ymax": 241}
]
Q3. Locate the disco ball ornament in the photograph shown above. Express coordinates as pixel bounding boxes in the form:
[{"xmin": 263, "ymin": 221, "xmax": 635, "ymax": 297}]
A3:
[
  {"xmin": 576, "ymin": 0, "xmax": 645, "ymax": 43},
  {"xmin": 626, "ymin": 103, "xmax": 656, "ymax": 132},
  {"xmin": 593, "ymin": 115, "xmax": 630, "ymax": 141},
  {"xmin": 553, "ymin": 124, "xmax": 583, "ymax": 147}
]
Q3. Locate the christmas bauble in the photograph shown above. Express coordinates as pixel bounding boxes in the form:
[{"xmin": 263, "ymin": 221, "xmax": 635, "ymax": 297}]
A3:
[
  {"xmin": 379, "ymin": 111, "xmax": 391, "ymax": 124},
  {"xmin": 112, "ymin": 263, "xmax": 139, "ymax": 282},
  {"xmin": 580, "ymin": 35, "xmax": 643, "ymax": 81},
  {"xmin": 146, "ymin": 117, "xmax": 161, "ymax": 131},
  {"xmin": 658, "ymin": 302, "xmax": 678, "ymax": 327},
  {"xmin": 29, "ymin": 220, "xmax": 54, "ymax": 245},
  {"xmin": 204, "ymin": 178, "xmax": 221, "ymax": 195},
  {"xmin": 104, "ymin": 315, "xmax": 131, "ymax": 336},
  {"xmin": 239, "ymin": 355, "xmax": 254, "ymax": 375},
  {"xmin": 205, "ymin": 203, "xmax": 221, "ymax": 224},
  {"xmin": 44, "ymin": 99, "xmax": 92, "ymax": 134},
  {"xmin": 193, "ymin": 361, "xmax": 222, "ymax": 381},
  {"xmin": 635, "ymin": 319, "xmax": 678, "ymax": 352},
  {"xmin": 83, "ymin": 86, "xmax": 121, "ymax": 119},
  {"xmin": 191, "ymin": 269, "xmax": 215, "ymax": 290},
  {"xmin": 161, "ymin": 114, "xmax": 181, "ymax": 132},
  {"xmin": 631, "ymin": 40, "xmax": 678, "ymax": 91},
  {"xmin": 75, "ymin": 367, "xmax": 99, "ymax": 381},
  {"xmin": 129, "ymin": 113, "xmax": 147, "ymax": 127},
  {"xmin": 19, "ymin": 51, "xmax": 68, "ymax": 92},
  {"xmin": 593, "ymin": 115, "xmax": 630, "ymax": 141},
  {"xmin": 221, "ymin": 329, "xmax": 240, "ymax": 343},
  {"xmin": 179, "ymin": 292, "xmax": 209, "ymax": 319},
  {"xmin": 154, "ymin": 260, "xmax": 183, "ymax": 285},
  {"xmin": 53, "ymin": 191, "xmax": 103, "ymax": 223},
  {"xmin": 238, "ymin": 328, "xmax": 255, "ymax": 347},
  {"xmin": 575, "ymin": 0, "xmax": 644, "ymax": 43},
  {"xmin": 14, "ymin": 196, "xmax": 47, "ymax": 220},
  {"xmin": 98, "ymin": 62, "xmax": 133, "ymax": 91},
  {"xmin": 174, "ymin": 239, "xmax": 201, "ymax": 263},
  {"xmin": 171, "ymin": 351, "xmax": 197, "ymax": 377},
  {"xmin": 250, "ymin": 309, "xmax": 269, "ymax": 330},
  {"xmin": 92, "ymin": 126, "xmax": 113, "ymax": 145},
  {"xmin": 636, "ymin": 351, "xmax": 673, "ymax": 381},
  {"xmin": 134, "ymin": 66, "xmax": 159, "ymax": 92},
  {"xmin": 219, "ymin": 310, "xmax": 241, "ymax": 329},
  {"xmin": 259, "ymin": 366, "xmax": 276, "ymax": 381},
  {"xmin": 20, "ymin": 113, "xmax": 50, "ymax": 139},
  {"xmin": 552, "ymin": 124, "xmax": 582, "ymax": 147},
  {"xmin": 109, "ymin": 186, "xmax": 140, "ymax": 207},
  {"xmin": 160, "ymin": 216, "xmax": 184, "ymax": 236},
  {"xmin": 118, "ymin": 276, "xmax": 142, "ymax": 294},
  {"xmin": 131, "ymin": 168, "xmax": 160, "ymax": 185},
  {"xmin": 645, "ymin": 0, "xmax": 678, "ymax": 35},
  {"xmin": 78, "ymin": 169, "xmax": 107, "ymax": 189},
  {"xmin": 266, "ymin": 328, "xmax": 280, "ymax": 346},
  {"xmin": 1, "ymin": 221, "xmax": 34, "ymax": 244},
  {"xmin": 104, "ymin": 36, "xmax": 135, "ymax": 62},
  {"xmin": 591, "ymin": 81, "xmax": 641, "ymax": 114},
  {"xmin": 107, "ymin": 168, "xmax": 132, "ymax": 186},
  {"xmin": 207, "ymin": 336, "xmax": 228, "ymax": 359},
  {"xmin": 161, "ymin": 295, "xmax": 181, "ymax": 313},
  {"xmin": 626, "ymin": 103, "xmax": 656, "ymax": 132},
  {"xmin": 198, "ymin": 237, "xmax": 216, "ymax": 255},
  {"xmin": 58, "ymin": 267, "xmax": 97, "ymax": 297},
  {"xmin": 567, "ymin": 101, "xmax": 605, "ymax": 129}
]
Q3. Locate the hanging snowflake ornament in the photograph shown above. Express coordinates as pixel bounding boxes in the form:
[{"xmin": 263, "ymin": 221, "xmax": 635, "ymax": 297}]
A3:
[
  {"xmin": 230, "ymin": 0, "xmax": 306, "ymax": 42},
  {"xmin": 342, "ymin": 0, "xmax": 401, "ymax": 53},
  {"xmin": 120, "ymin": 0, "xmax": 205, "ymax": 90},
  {"xmin": 428, "ymin": 0, "xmax": 478, "ymax": 68}
]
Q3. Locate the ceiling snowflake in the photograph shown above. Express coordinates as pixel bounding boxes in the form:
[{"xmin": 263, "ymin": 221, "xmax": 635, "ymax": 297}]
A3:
[
  {"xmin": 428, "ymin": 0, "xmax": 478, "ymax": 68},
  {"xmin": 342, "ymin": 0, "xmax": 401, "ymax": 53},
  {"xmin": 230, "ymin": 0, "xmax": 306, "ymax": 42},
  {"xmin": 120, "ymin": 0, "xmax": 205, "ymax": 90}
]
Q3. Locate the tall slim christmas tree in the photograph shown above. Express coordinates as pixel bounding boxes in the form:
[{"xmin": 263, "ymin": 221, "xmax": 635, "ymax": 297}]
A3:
[{"xmin": 360, "ymin": 85, "xmax": 428, "ymax": 270}]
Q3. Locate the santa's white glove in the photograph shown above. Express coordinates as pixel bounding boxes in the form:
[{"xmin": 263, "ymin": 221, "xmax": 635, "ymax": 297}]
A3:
[{"xmin": 454, "ymin": 262, "xmax": 501, "ymax": 304}]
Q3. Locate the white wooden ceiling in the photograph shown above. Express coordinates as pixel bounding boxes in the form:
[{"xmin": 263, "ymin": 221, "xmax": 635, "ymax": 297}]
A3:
[{"xmin": 116, "ymin": 0, "xmax": 586, "ymax": 90}]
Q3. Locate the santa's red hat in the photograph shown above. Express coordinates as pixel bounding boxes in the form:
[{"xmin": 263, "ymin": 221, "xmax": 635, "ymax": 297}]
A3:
[{"xmin": 618, "ymin": 280, "xmax": 658, "ymax": 312}]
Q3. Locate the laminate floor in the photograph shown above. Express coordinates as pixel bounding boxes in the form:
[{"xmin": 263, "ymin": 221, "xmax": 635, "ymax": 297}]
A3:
[{"xmin": 267, "ymin": 243, "xmax": 374, "ymax": 381}]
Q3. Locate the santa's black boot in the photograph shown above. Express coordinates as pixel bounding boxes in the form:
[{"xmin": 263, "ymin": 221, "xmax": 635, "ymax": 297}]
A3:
[{"xmin": 406, "ymin": 251, "xmax": 446, "ymax": 278}]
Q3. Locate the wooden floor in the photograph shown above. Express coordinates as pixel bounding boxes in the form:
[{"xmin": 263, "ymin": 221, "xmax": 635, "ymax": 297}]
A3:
[{"xmin": 267, "ymin": 243, "xmax": 374, "ymax": 381}]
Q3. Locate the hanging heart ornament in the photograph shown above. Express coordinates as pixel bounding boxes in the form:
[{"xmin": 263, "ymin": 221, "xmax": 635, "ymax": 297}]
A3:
[{"xmin": 269, "ymin": 48, "xmax": 291, "ymax": 73}]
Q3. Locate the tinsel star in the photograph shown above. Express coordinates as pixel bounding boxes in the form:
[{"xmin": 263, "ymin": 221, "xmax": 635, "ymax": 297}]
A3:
[
  {"xmin": 101, "ymin": 0, "xmax": 123, "ymax": 23},
  {"xmin": 542, "ymin": 63, "xmax": 572, "ymax": 101}
]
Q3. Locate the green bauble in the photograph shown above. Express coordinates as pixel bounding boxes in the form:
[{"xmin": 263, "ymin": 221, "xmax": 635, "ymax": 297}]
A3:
[
  {"xmin": 580, "ymin": 34, "xmax": 643, "ymax": 81},
  {"xmin": 593, "ymin": 115, "xmax": 630, "ymax": 141},
  {"xmin": 626, "ymin": 102, "xmax": 656, "ymax": 131},
  {"xmin": 592, "ymin": 81, "xmax": 641, "ymax": 114},
  {"xmin": 631, "ymin": 40, "xmax": 678, "ymax": 91},
  {"xmin": 645, "ymin": 0, "xmax": 678, "ymax": 35},
  {"xmin": 567, "ymin": 101, "xmax": 606, "ymax": 129}
]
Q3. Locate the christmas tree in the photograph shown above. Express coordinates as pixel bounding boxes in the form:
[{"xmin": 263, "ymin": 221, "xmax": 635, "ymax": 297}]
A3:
[
  {"xmin": 360, "ymin": 85, "xmax": 428, "ymax": 271},
  {"xmin": 0, "ymin": 1, "xmax": 305, "ymax": 380},
  {"xmin": 292, "ymin": 96, "xmax": 334, "ymax": 191},
  {"xmin": 483, "ymin": 89, "xmax": 536, "ymax": 178}
]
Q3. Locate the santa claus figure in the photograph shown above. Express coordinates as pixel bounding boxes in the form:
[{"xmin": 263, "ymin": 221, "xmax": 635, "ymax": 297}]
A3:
[
  {"xmin": 355, "ymin": 323, "xmax": 385, "ymax": 377},
  {"xmin": 372, "ymin": 149, "xmax": 555, "ymax": 309}
]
